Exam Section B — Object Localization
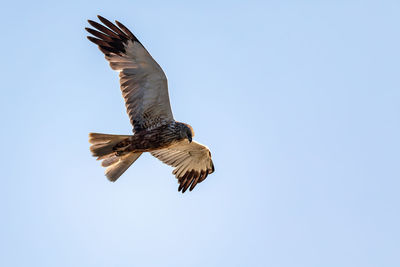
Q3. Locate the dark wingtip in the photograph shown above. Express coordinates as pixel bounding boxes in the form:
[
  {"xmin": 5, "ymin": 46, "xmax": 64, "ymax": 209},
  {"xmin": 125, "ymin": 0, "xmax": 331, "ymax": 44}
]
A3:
[
  {"xmin": 86, "ymin": 36, "xmax": 98, "ymax": 44},
  {"xmin": 178, "ymin": 182, "xmax": 184, "ymax": 192},
  {"xmin": 189, "ymin": 177, "xmax": 199, "ymax": 191},
  {"xmin": 115, "ymin": 20, "xmax": 137, "ymax": 40},
  {"xmin": 199, "ymin": 172, "xmax": 208, "ymax": 183},
  {"xmin": 97, "ymin": 15, "xmax": 110, "ymax": 24},
  {"xmin": 179, "ymin": 186, "xmax": 186, "ymax": 193},
  {"xmin": 87, "ymin": 36, "xmax": 97, "ymax": 42},
  {"xmin": 180, "ymin": 179, "xmax": 189, "ymax": 193}
]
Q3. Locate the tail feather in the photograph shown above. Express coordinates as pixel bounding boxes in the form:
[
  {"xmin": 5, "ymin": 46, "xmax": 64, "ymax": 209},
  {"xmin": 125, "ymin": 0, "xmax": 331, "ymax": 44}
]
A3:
[
  {"xmin": 89, "ymin": 133, "xmax": 131, "ymax": 157},
  {"xmin": 103, "ymin": 152, "xmax": 142, "ymax": 181},
  {"xmin": 89, "ymin": 132, "xmax": 142, "ymax": 182}
]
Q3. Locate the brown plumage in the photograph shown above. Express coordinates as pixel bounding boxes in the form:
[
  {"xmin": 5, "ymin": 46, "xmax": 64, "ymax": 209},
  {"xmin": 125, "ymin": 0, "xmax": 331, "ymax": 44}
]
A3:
[{"xmin": 86, "ymin": 15, "xmax": 214, "ymax": 193}]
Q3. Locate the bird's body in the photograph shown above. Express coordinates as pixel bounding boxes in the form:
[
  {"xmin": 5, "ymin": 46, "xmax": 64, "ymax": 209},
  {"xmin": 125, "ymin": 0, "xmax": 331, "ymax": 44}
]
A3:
[
  {"xmin": 86, "ymin": 16, "xmax": 214, "ymax": 193},
  {"xmin": 112, "ymin": 122, "xmax": 190, "ymax": 154}
]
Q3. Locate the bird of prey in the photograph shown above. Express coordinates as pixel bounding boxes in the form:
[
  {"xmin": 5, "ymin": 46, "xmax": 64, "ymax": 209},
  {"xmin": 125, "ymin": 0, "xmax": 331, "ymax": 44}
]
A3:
[{"xmin": 86, "ymin": 15, "xmax": 214, "ymax": 193}]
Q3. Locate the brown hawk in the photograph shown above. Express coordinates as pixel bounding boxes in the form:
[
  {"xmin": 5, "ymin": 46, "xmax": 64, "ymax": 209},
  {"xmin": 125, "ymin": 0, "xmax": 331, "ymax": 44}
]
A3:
[{"xmin": 86, "ymin": 16, "xmax": 214, "ymax": 193}]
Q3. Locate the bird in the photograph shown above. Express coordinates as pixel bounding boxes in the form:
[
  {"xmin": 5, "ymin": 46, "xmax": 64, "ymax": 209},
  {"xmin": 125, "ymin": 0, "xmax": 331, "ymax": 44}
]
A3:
[{"xmin": 86, "ymin": 15, "xmax": 215, "ymax": 193}]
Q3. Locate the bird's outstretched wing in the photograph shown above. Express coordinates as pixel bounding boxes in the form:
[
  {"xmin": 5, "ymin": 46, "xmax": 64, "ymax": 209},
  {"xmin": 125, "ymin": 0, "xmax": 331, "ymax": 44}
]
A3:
[
  {"xmin": 86, "ymin": 15, "xmax": 174, "ymax": 132},
  {"xmin": 151, "ymin": 141, "xmax": 215, "ymax": 193}
]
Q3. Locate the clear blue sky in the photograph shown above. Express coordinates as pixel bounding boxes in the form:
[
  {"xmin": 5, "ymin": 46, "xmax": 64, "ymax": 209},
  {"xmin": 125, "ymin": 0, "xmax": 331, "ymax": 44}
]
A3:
[{"xmin": 1, "ymin": 1, "xmax": 399, "ymax": 266}]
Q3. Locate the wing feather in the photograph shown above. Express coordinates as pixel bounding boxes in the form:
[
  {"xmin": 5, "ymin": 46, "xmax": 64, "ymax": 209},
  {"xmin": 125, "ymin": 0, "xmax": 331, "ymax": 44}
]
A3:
[
  {"xmin": 151, "ymin": 141, "xmax": 215, "ymax": 193},
  {"xmin": 86, "ymin": 15, "xmax": 174, "ymax": 132}
]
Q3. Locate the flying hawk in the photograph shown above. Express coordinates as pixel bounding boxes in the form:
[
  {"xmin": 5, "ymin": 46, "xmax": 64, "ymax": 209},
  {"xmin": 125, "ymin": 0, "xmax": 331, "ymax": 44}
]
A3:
[{"xmin": 86, "ymin": 16, "xmax": 214, "ymax": 193}]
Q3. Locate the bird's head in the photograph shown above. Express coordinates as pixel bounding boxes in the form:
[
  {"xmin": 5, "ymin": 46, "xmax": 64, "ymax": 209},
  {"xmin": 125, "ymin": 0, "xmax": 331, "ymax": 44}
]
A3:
[
  {"xmin": 187, "ymin": 129, "xmax": 193, "ymax": 143},
  {"xmin": 178, "ymin": 122, "xmax": 194, "ymax": 143}
]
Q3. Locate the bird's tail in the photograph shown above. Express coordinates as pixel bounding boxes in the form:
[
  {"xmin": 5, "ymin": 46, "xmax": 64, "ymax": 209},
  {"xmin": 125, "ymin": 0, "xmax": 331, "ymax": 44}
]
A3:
[{"xmin": 89, "ymin": 133, "xmax": 142, "ymax": 181}]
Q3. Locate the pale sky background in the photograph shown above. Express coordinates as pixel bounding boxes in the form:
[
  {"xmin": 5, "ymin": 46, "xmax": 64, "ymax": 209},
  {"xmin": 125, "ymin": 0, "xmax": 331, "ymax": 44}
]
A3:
[{"xmin": 1, "ymin": 1, "xmax": 399, "ymax": 266}]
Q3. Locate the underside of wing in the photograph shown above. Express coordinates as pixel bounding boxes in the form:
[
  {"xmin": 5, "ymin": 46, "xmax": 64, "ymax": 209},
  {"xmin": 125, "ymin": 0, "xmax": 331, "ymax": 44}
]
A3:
[
  {"xmin": 151, "ymin": 141, "xmax": 215, "ymax": 193},
  {"xmin": 86, "ymin": 15, "xmax": 174, "ymax": 132}
]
